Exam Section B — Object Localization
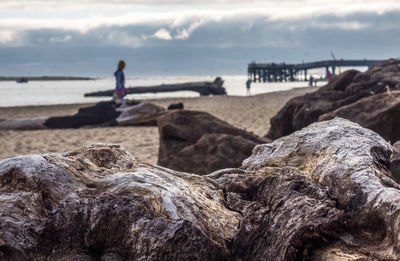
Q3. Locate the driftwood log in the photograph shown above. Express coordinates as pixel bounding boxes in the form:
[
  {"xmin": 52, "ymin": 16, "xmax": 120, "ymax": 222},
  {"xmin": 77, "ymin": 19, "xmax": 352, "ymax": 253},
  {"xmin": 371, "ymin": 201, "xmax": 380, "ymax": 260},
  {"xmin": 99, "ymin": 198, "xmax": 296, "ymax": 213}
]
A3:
[
  {"xmin": 1, "ymin": 118, "xmax": 400, "ymax": 260},
  {"xmin": 0, "ymin": 101, "xmax": 164, "ymax": 130},
  {"xmin": 84, "ymin": 77, "xmax": 227, "ymax": 97}
]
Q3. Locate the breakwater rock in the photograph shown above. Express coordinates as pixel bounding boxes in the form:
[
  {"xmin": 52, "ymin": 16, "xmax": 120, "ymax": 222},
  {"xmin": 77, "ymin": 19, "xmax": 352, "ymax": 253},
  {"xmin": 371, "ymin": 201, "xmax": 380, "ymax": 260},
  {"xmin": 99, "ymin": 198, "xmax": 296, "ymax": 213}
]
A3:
[
  {"xmin": 157, "ymin": 110, "xmax": 268, "ymax": 175},
  {"xmin": 1, "ymin": 118, "xmax": 400, "ymax": 260},
  {"xmin": 267, "ymin": 59, "xmax": 400, "ymax": 142},
  {"xmin": 319, "ymin": 90, "xmax": 400, "ymax": 143},
  {"xmin": 391, "ymin": 141, "xmax": 400, "ymax": 183}
]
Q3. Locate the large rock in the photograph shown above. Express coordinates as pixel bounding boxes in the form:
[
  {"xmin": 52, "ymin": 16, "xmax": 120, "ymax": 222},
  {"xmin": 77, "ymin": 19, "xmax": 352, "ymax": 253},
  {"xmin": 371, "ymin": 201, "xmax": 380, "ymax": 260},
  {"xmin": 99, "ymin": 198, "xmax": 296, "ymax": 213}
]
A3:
[
  {"xmin": 267, "ymin": 59, "xmax": 400, "ymax": 139},
  {"xmin": 157, "ymin": 110, "xmax": 268, "ymax": 175},
  {"xmin": 319, "ymin": 90, "xmax": 400, "ymax": 143},
  {"xmin": 2, "ymin": 119, "xmax": 400, "ymax": 260},
  {"xmin": 167, "ymin": 102, "xmax": 184, "ymax": 110},
  {"xmin": 162, "ymin": 133, "xmax": 259, "ymax": 175},
  {"xmin": 391, "ymin": 141, "xmax": 400, "ymax": 182}
]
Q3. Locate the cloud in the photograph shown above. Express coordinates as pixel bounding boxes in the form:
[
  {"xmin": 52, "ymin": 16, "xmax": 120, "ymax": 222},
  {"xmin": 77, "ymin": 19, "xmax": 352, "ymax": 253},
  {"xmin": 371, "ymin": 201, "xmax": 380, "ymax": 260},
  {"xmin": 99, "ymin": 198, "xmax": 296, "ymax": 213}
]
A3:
[
  {"xmin": 174, "ymin": 19, "xmax": 208, "ymax": 40},
  {"xmin": 1, "ymin": 1, "xmax": 399, "ymax": 32},
  {"xmin": 1, "ymin": 0, "xmax": 399, "ymax": 8},
  {"xmin": 4, "ymin": 10, "xmax": 398, "ymax": 51},
  {"xmin": 104, "ymin": 31, "xmax": 142, "ymax": 47},
  {"xmin": 0, "ymin": 30, "xmax": 16, "ymax": 44},
  {"xmin": 1, "ymin": 5, "xmax": 400, "ymax": 76},
  {"xmin": 152, "ymin": 28, "xmax": 172, "ymax": 40},
  {"xmin": 50, "ymin": 35, "xmax": 72, "ymax": 43},
  {"xmin": 3, "ymin": 9, "xmax": 396, "ymax": 49}
]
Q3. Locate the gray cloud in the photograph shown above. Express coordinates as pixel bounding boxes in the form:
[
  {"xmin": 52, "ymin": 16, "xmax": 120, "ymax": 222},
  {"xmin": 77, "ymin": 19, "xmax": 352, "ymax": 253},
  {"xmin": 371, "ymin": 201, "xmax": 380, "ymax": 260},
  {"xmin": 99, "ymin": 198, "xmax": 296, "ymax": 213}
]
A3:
[
  {"xmin": 15, "ymin": 10, "xmax": 400, "ymax": 48},
  {"xmin": 0, "ymin": 10, "xmax": 399, "ymax": 76},
  {"xmin": 2, "ymin": 0, "xmax": 398, "ymax": 7}
]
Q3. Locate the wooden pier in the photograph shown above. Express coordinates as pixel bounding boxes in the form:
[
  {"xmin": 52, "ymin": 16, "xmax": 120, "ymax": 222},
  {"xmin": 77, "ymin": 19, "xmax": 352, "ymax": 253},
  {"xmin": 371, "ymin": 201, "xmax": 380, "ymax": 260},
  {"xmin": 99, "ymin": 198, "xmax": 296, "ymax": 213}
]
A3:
[{"xmin": 248, "ymin": 59, "xmax": 383, "ymax": 82}]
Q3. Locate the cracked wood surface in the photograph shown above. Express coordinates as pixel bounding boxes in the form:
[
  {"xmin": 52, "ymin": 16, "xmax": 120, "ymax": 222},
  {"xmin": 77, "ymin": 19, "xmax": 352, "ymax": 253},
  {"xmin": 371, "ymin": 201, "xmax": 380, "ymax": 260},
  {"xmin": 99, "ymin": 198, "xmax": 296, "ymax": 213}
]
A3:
[{"xmin": 1, "ymin": 118, "xmax": 400, "ymax": 260}]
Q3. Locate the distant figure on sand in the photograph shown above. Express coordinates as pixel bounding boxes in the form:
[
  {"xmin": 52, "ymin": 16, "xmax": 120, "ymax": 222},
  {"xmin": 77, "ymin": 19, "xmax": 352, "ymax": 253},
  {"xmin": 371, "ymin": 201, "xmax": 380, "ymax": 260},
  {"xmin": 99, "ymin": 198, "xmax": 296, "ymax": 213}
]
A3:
[
  {"xmin": 246, "ymin": 79, "xmax": 252, "ymax": 96},
  {"xmin": 327, "ymin": 70, "xmax": 333, "ymax": 81},
  {"xmin": 114, "ymin": 60, "xmax": 127, "ymax": 102}
]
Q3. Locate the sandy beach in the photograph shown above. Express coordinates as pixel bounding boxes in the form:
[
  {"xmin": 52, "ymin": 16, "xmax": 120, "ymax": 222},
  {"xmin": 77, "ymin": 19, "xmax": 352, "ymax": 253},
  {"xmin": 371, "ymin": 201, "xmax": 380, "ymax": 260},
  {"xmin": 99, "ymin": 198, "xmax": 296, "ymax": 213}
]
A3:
[{"xmin": 0, "ymin": 87, "xmax": 317, "ymax": 164}]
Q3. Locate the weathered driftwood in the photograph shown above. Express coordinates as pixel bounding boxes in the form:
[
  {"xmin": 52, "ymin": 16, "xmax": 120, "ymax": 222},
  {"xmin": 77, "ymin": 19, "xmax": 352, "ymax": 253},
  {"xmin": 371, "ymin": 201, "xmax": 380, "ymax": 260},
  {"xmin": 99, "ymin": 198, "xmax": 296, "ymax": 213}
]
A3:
[
  {"xmin": 0, "ymin": 144, "xmax": 240, "ymax": 260},
  {"xmin": 1, "ymin": 118, "xmax": 400, "ymax": 260},
  {"xmin": 240, "ymin": 118, "xmax": 400, "ymax": 259},
  {"xmin": 0, "ymin": 117, "xmax": 47, "ymax": 130},
  {"xmin": 0, "ymin": 101, "xmax": 164, "ymax": 130},
  {"xmin": 84, "ymin": 77, "xmax": 227, "ymax": 97},
  {"xmin": 44, "ymin": 101, "xmax": 120, "ymax": 128},
  {"xmin": 116, "ymin": 102, "xmax": 165, "ymax": 125}
]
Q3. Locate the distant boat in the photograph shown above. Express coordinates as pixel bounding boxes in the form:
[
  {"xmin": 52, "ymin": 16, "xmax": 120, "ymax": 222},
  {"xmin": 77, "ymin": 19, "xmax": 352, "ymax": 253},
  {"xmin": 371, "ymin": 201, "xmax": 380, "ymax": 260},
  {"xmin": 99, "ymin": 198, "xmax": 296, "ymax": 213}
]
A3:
[{"xmin": 16, "ymin": 78, "xmax": 29, "ymax": 83}]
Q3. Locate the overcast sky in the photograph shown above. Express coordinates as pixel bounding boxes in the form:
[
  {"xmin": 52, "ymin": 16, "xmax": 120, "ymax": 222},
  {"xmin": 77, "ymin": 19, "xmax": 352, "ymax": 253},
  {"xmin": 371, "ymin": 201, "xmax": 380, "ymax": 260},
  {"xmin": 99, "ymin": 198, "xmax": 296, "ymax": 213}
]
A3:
[{"xmin": 1, "ymin": 0, "xmax": 399, "ymax": 76}]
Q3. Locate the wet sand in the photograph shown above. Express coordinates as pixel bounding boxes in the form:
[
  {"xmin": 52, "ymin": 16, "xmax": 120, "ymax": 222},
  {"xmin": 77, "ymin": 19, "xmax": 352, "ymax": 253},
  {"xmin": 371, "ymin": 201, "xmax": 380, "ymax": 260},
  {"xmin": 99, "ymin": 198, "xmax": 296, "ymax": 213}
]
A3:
[{"xmin": 0, "ymin": 87, "xmax": 318, "ymax": 164}]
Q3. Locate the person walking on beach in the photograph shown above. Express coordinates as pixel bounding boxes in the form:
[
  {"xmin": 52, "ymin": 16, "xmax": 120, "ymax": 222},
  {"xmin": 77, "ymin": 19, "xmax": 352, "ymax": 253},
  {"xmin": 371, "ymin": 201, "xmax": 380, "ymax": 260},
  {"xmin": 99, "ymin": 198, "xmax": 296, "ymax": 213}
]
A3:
[
  {"xmin": 246, "ymin": 79, "xmax": 252, "ymax": 96},
  {"xmin": 309, "ymin": 76, "xmax": 314, "ymax": 86},
  {"xmin": 327, "ymin": 70, "xmax": 333, "ymax": 82},
  {"xmin": 114, "ymin": 60, "xmax": 127, "ymax": 103}
]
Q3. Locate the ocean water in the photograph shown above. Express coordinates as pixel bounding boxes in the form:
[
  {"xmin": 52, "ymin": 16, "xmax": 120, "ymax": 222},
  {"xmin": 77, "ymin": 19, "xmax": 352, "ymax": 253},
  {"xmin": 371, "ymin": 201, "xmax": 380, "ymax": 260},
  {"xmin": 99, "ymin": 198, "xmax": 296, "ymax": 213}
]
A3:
[{"xmin": 0, "ymin": 75, "xmax": 324, "ymax": 107}]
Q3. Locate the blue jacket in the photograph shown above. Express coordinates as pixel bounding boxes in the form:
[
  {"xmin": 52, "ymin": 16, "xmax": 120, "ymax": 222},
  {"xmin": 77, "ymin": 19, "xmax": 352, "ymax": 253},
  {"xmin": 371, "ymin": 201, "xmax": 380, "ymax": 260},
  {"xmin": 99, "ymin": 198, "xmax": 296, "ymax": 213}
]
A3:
[{"xmin": 114, "ymin": 69, "xmax": 125, "ymax": 90}]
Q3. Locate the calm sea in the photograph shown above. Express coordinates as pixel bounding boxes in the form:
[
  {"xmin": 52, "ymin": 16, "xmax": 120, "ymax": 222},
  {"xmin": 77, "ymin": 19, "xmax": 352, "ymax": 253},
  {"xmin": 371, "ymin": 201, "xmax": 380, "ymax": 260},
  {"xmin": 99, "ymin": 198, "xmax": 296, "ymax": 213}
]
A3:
[{"xmin": 0, "ymin": 75, "xmax": 324, "ymax": 107}]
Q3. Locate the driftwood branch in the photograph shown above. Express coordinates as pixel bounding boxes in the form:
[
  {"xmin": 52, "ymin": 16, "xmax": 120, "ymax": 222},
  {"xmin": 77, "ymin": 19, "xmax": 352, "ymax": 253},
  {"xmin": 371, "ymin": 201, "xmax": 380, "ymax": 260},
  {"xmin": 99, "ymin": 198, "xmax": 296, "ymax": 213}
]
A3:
[{"xmin": 84, "ymin": 77, "xmax": 226, "ymax": 97}]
